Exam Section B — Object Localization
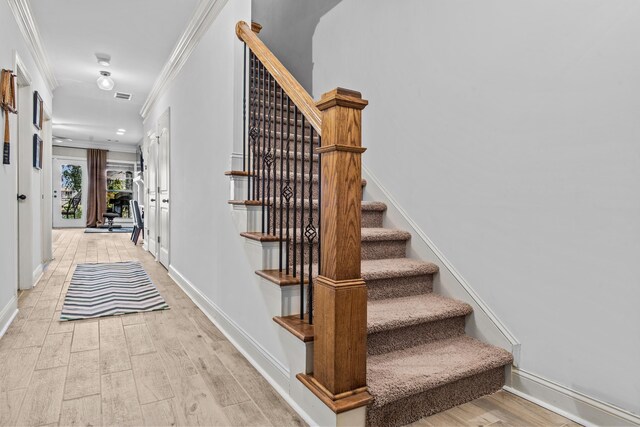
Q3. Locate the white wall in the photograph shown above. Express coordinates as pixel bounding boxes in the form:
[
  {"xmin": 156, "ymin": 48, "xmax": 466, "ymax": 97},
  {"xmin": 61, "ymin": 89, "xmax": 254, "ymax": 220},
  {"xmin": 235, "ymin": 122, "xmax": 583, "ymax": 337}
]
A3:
[
  {"xmin": 0, "ymin": 0, "xmax": 53, "ymax": 332},
  {"xmin": 308, "ymin": 0, "xmax": 640, "ymax": 419},
  {"xmin": 251, "ymin": 0, "xmax": 343, "ymax": 93},
  {"xmin": 143, "ymin": 0, "xmax": 308, "ymax": 382}
]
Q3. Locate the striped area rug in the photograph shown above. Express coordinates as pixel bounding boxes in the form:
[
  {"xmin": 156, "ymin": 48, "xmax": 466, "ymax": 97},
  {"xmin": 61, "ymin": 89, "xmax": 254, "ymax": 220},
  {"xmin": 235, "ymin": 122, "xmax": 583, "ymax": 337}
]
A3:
[{"xmin": 60, "ymin": 261, "xmax": 169, "ymax": 321}]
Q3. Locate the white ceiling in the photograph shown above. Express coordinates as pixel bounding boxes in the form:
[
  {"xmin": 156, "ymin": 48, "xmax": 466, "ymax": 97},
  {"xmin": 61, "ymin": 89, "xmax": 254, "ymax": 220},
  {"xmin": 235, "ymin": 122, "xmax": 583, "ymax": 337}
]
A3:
[{"xmin": 30, "ymin": 0, "xmax": 201, "ymax": 147}]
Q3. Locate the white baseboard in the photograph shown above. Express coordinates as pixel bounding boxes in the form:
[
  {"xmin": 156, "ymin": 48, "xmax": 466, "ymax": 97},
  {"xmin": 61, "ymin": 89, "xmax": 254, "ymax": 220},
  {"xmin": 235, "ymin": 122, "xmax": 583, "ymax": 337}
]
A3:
[
  {"xmin": 505, "ymin": 368, "xmax": 640, "ymax": 426},
  {"xmin": 32, "ymin": 263, "xmax": 44, "ymax": 287},
  {"xmin": 167, "ymin": 265, "xmax": 317, "ymax": 427},
  {"xmin": 0, "ymin": 296, "xmax": 18, "ymax": 338}
]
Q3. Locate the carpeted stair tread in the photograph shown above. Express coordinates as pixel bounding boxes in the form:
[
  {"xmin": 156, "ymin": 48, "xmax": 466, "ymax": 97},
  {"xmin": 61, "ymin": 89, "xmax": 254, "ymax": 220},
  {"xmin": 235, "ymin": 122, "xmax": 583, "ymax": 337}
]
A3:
[
  {"xmin": 271, "ymin": 199, "xmax": 386, "ymax": 211},
  {"xmin": 285, "ymin": 227, "xmax": 410, "ymax": 243},
  {"xmin": 368, "ymin": 294, "xmax": 471, "ymax": 334},
  {"xmin": 362, "ymin": 228, "xmax": 411, "ymax": 242},
  {"xmin": 361, "ymin": 258, "xmax": 438, "ymax": 281},
  {"xmin": 367, "ymin": 335, "xmax": 513, "ymax": 408}
]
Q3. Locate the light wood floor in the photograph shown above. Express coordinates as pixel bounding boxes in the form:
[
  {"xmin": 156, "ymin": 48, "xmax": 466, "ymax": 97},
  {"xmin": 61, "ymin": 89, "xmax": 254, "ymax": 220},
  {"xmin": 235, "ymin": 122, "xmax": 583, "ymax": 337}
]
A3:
[
  {"xmin": 0, "ymin": 229, "xmax": 580, "ymax": 427},
  {"xmin": 0, "ymin": 229, "xmax": 305, "ymax": 426}
]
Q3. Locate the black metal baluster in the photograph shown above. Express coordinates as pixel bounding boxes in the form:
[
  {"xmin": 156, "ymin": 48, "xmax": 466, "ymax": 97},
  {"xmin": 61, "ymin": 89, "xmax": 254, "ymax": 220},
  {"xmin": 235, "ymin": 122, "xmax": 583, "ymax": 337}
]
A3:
[
  {"xmin": 300, "ymin": 116, "xmax": 306, "ymax": 318},
  {"xmin": 266, "ymin": 74, "xmax": 274, "ymax": 235},
  {"xmin": 248, "ymin": 52, "xmax": 257, "ymax": 200},
  {"xmin": 279, "ymin": 85, "xmax": 285, "ymax": 272},
  {"xmin": 272, "ymin": 77, "xmax": 277, "ymax": 238},
  {"xmin": 242, "ymin": 43, "xmax": 247, "ymax": 175},
  {"xmin": 260, "ymin": 62, "xmax": 266, "ymax": 233},
  {"xmin": 317, "ymin": 135, "xmax": 322, "ymax": 288},
  {"xmin": 292, "ymin": 106, "xmax": 298, "ymax": 279},
  {"xmin": 284, "ymin": 97, "xmax": 291, "ymax": 275},
  {"xmin": 306, "ymin": 127, "xmax": 317, "ymax": 325}
]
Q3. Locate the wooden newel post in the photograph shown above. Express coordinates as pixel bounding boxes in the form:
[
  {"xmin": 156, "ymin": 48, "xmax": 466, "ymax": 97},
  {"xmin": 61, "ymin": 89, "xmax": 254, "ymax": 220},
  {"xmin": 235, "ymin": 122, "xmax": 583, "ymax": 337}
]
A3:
[{"xmin": 297, "ymin": 88, "xmax": 372, "ymax": 413}]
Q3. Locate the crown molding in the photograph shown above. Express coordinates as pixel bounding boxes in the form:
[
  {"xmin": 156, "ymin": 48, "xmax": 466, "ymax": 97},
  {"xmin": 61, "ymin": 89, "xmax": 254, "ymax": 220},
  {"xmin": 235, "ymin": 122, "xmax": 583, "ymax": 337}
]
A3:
[
  {"xmin": 7, "ymin": 0, "xmax": 58, "ymax": 93},
  {"xmin": 140, "ymin": 0, "xmax": 229, "ymax": 119}
]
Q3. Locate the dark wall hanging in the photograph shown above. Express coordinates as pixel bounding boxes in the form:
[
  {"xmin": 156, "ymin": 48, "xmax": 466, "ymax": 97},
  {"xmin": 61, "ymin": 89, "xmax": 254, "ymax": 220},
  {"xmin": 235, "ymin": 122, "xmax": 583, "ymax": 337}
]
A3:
[
  {"xmin": 33, "ymin": 134, "xmax": 43, "ymax": 170},
  {"xmin": 1, "ymin": 69, "xmax": 17, "ymax": 165},
  {"xmin": 33, "ymin": 90, "xmax": 43, "ymax": 130}
]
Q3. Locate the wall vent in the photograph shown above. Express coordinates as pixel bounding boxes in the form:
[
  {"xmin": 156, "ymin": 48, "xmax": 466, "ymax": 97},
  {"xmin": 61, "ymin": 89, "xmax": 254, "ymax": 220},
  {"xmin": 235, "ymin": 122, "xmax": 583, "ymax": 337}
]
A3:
[{"xmin": 114, "ymin": 92, "xmax": 132, "ymax": 101}]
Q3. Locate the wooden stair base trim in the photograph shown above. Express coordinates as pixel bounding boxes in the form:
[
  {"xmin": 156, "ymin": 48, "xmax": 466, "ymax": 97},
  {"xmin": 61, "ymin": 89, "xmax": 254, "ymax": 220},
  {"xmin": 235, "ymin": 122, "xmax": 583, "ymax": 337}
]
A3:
[
  {"xmin": 297, "ymin": 373, "xmax": 372, "ymax": 414},
  {"xmin": 256, "ymin": 269, "xmax": 308, "ymax": 286},
  {"xmin": 240, "ymin": 232, "xmax": 281, "ymax": 242},
  {"xmin": 228, "ymin": 200, "xmax": 261, "ymax": 206},
  {"xmin": 315, "ymin": 144, "xmax": 367, "ymax": 154},
  {"xmin": 273, "ymin": 315, "xmax": 314, "ymax": 342},
  {"xmin": 225, "ymin": 170, "xmax": 250, "ymax": 176}
]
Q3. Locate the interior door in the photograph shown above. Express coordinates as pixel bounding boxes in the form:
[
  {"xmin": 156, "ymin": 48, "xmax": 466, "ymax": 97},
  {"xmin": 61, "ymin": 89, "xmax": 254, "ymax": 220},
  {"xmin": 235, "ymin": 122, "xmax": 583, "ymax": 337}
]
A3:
[
  {"xmin": 147, "ymin": 134, "xmax": 158, "ymax": 257},
  {"xmin": 157, "ymin": 109, "xmax": 170, "ymax": 268},
  {"xmin": 52, "ymin": 158, "xmax": 88, "ymax": 228}
]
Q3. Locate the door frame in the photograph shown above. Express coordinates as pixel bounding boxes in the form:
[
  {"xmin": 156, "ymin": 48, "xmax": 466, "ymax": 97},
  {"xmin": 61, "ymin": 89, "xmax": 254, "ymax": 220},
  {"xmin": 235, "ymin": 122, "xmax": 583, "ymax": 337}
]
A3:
[
  {"xmin": 157, "ymin": 108, "xmax": 170, "ymax": 268},
  {"xmin": 146, "ymin": 132, "xmax": 158, "ymax": 258},
  {"xmin": 52, "ymin": 156, "xmax": 89, "ymax": 228},
  {"xmin": 41, "ymin": 107, "xmax": 53, "ymax": 262},
  {"xmin": 15, "ymin": 52, "xmax": 35, "ymax": 290}
]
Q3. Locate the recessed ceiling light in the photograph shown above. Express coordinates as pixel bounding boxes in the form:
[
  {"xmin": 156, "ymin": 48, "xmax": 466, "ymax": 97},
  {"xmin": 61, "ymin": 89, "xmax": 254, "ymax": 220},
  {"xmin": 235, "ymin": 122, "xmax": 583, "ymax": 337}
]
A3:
[
  {"xmin": 117, "ymin": 129, "xmax": 126, "ymax": 132},
  {"xmin": 54, "ymin": 139, "xmax": 62, "ymax": 143},
  {"xmin": 97, "ymin": 71, "xmax": 114, "ymax": 91},
  {"xmin": 116, "ymin": 132, "xmax": 124, "ymax": 136},
  {"xmin": 96, "ymin": 53, "xmax": 111, "ymax": 67}
]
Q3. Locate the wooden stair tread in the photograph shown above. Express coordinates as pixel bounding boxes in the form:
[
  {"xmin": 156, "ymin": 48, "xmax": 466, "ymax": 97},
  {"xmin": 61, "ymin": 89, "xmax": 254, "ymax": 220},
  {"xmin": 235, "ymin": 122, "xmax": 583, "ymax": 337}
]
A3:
[
  {"xmin": 256, "ymin": 269, "xmax": 308, "ymax": 286},
  {"xmin": 273, "ymin": 315, "xmax": 314, "ymax": 342}
]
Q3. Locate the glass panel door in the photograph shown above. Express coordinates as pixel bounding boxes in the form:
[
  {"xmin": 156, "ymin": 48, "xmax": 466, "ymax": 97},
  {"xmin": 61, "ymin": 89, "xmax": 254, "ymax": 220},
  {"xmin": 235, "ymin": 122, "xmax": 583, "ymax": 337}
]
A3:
[{"xmin": 53, "ymin": 159, "xmax": 87, "ymax": 228}]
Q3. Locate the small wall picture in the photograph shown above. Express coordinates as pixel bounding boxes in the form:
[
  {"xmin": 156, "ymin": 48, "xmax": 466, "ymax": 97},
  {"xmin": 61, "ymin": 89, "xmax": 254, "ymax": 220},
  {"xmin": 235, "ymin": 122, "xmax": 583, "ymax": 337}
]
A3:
[
  {"xmin": 33, "ymin": 134, "xmax": 43, "ymax": 170},
  {"xmin": 33, "ymin": 91, "xmax": 43, "ymax": 130}
]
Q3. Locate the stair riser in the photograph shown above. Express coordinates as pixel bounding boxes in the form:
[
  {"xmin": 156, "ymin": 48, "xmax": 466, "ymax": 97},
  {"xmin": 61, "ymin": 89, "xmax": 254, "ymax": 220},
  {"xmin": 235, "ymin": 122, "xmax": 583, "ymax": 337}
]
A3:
[
  {"xmin": 287, "ymin": 239, "xmax": 407, "ymax": 265},
  {"xmin": 254, "ymin": 177, "xmax": 364, "ymax": 200},
  {"xmin": 249, "ymin": 113, "xmax": 314, "ymax": 135},
  {"xmin": 368, "ymin": 317, "xmax": 466, "ymax": 356},
  {"xmin": 367, "ymin": 367, "xmax": 505, "ymax": 427},
  {"xmin": 251, "ymin": 208, "xmax": 383, "ymax": 240},
  {"xmin": 250, "ymin": 127, "xmax": 320, "ymax": 146},
  {"xmin": 280, "ymin": 208, "xmax": 382, "ymax": 230},
  {"xmin": 251, "ymin": 155, "xmax": 319, "ymax": 177},
  {"xmin": 366, "ymin": 274, "xmax": 433, "ymax": 300}
]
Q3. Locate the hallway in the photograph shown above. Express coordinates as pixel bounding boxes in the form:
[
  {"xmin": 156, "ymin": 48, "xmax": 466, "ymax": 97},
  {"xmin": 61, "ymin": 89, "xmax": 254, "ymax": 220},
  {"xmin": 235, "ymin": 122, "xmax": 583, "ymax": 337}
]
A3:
[{"xmin": 0, "ymin": 229, "xmax": 305, "ymax": 426}]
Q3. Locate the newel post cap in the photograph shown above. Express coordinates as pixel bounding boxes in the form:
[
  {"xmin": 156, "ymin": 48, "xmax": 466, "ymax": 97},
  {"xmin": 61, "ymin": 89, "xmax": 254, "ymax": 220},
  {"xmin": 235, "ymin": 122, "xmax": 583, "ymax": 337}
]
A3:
[
  {"xmin": 316, "ymin": 87, "xmax": 368, "ymax": 111},
  {"xmin": 251, "ymin": 21, "xmax": 263, "ymax": 34}
]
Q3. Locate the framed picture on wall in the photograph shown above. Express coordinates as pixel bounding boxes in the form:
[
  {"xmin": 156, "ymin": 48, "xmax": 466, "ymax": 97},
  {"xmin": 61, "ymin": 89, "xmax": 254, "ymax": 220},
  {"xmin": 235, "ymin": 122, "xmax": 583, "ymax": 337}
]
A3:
[
  {"xmin": 33, "ymin": 134, "xmax": 43, "ymax": 170},
  {"xmin": 33, "ymin": 91, "xmax": 43, "ymax": 130}
]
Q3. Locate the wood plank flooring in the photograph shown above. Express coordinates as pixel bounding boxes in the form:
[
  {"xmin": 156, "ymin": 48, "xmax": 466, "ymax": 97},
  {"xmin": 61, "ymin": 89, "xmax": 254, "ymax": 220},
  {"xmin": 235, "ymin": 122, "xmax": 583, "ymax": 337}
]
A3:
[
  {"xmin": 1, "ymin": 229, "xmax": 304, "ymax": 427},
  {"xmin": 0, "ymin": 229, "xmax": 580, "ymax": 426}
]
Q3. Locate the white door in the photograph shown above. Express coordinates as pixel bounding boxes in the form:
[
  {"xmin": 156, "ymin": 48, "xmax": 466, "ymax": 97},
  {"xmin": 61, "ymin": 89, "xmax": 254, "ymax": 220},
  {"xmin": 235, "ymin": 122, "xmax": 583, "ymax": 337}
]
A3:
[
  {"xmin": 157, "ymin": 109, "xmax": 170, "ymax": 267},
  {"xmin": 52, "ymin": 158, "xmax": 88, "ymax": 228},
  {"xmin": 147, "ymin": 134, "xmax": 158, "ymax": 257}
]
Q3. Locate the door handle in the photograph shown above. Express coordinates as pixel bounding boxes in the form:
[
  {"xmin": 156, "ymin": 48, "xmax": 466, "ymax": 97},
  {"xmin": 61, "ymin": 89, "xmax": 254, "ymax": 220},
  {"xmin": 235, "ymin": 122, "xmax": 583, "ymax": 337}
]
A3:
[
  {"xmin": 150, "ymin": 198, "xmax": 156, "ymax": 202},
  {"xmin": 17, "ymin": 194, "xmax": 27, "ymax": 200},
  {"xmin": 162, "ymin": 199, "xmax": 169, "ymax": 203}
]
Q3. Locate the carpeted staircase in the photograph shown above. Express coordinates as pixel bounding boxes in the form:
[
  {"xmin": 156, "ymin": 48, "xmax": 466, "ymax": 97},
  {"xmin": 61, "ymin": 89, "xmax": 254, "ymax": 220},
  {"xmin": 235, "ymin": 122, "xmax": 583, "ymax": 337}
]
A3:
[{"xmin": 236, "ymin": 96, "xmax": 513, "ymax": 426}]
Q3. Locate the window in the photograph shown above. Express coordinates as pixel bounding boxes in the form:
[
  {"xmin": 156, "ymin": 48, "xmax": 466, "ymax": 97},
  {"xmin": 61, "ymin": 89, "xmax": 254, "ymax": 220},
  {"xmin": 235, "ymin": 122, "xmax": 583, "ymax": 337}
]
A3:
[{"xmin": 106, "ymin": 161, "xmax": 134, "ymax": 219}]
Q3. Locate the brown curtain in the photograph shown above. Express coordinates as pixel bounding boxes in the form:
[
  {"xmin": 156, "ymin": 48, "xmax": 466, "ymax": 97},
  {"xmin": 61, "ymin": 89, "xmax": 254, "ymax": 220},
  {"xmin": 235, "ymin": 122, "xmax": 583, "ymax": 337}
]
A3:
[{"xmin": 86, "ymin": 149, "xmax": 107, "ymax": 227}]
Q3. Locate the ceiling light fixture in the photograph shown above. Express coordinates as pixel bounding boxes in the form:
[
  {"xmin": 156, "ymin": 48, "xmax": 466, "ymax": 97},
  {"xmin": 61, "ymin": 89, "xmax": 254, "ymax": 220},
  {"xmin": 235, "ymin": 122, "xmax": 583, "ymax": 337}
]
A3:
[
  {"xmin": 97, "ymin": 71, "xmax": 114, "ymax": 91},
  {"xmin": 117, "ymin": 128, "xmax": 126, "ymax": 132},
  {"xmin": 96, "ymin": 53, "xmax": 111, "ymax": 67}
]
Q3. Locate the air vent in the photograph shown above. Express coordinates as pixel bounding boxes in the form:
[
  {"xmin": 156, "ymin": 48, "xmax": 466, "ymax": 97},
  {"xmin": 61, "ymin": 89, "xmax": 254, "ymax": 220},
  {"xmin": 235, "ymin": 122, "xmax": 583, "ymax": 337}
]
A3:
[{"xmin": 114, "ymin": 92, "xmax": 132, "ymax": 101}]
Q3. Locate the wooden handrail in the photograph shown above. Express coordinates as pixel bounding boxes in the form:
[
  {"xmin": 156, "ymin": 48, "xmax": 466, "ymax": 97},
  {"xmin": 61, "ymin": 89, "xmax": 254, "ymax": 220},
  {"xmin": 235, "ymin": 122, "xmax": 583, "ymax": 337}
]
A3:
[{"xmin": 236, "ymin": 21, "xmax": 322, "ymax": 135}]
